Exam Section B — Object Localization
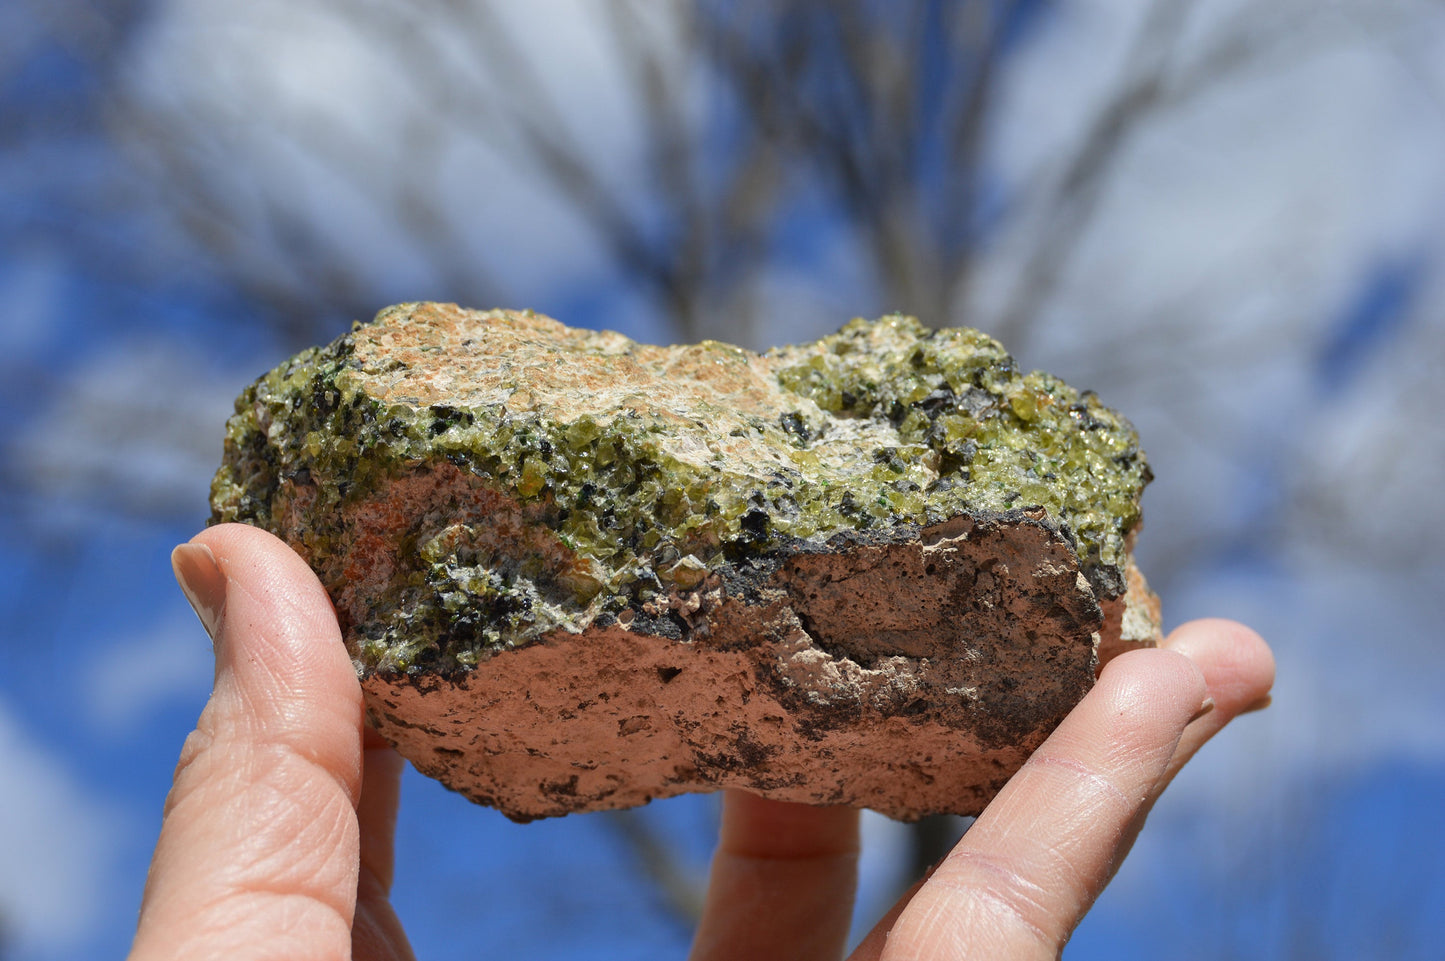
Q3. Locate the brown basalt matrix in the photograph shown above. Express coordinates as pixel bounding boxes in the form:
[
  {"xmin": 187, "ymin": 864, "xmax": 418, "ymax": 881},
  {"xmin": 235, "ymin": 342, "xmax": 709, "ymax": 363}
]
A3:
[{"xmin": 210, "ymin": 302, "xmax": 1161, "ymax": 819}]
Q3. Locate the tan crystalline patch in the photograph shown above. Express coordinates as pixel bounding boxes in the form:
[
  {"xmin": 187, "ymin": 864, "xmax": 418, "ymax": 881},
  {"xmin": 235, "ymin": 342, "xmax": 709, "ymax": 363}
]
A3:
[{"xmin": 349, "ymin": 304, "xmax": 811, "ymax": 479}]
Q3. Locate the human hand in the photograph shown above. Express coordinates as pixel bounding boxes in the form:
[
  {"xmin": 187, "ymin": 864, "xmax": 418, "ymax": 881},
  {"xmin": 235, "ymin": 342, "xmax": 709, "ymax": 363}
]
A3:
[
  {"xmin": 131, "ymin": 523, "xmax": 1272, "ymax": 961},
  {"xmin": 130, "ymin": 523, "xmax": 412, "ymax": 960},
  {"xmin": 691, "ymin": 620, "xmax": 1274, "ymax": 961}
]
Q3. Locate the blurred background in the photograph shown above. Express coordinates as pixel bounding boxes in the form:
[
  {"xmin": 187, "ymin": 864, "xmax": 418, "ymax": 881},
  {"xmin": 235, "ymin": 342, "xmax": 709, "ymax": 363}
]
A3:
[{"xmin": 3, "ymin": 1, "xmax": 1444, "ymax": 958}]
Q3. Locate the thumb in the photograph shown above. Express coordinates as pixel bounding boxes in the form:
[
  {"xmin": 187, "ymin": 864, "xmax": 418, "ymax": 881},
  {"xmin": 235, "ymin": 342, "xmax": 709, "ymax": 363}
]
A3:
[{"xmin": 130, "ymin": 523, "xmax": 366, "ymax": 961}]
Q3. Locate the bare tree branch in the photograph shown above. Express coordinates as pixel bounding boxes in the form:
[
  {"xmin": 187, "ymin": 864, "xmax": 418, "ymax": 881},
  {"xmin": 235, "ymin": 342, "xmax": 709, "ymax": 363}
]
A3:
[
  {"xmin": 606, "ymin": 808, "xmax": 707, "ymax": 925},
  {"xmin": 990, "ymin": 0, "xmax": 1201, "ymax": 352}
]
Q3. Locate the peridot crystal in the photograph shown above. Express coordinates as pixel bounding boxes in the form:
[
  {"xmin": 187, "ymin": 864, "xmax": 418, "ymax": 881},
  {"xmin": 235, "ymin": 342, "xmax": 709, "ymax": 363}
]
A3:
[{"xmin": 210, "ymin": 303, "xmax": 1150, "ymax": 677}]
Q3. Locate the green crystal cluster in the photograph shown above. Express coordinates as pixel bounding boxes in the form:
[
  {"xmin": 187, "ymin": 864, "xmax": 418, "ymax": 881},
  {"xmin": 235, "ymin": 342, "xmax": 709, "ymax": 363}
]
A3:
[
  {"xmin": 210, "ymin": 305, "xmax": 1149, "ymax": 673},
  {"xmin": 768, "ymin": 317, "xmax": 1149, "ymax": 573}
]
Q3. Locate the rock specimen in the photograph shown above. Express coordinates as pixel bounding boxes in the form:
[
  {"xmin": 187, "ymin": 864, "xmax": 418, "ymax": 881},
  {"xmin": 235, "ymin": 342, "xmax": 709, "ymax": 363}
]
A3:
[{"xmin": 210, "ymin": 302, "xmax": 1160, "ymax": 820}]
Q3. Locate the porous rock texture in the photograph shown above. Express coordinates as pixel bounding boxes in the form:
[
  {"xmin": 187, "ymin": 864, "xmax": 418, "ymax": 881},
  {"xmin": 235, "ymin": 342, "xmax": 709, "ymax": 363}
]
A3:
[{"xmin": 210, "ymin": 302, "xmax": 1161, "ymax": 820}]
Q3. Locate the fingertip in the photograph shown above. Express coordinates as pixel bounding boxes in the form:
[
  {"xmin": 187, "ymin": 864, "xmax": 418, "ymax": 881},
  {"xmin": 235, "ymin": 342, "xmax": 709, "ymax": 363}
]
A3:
[
  {"xmin": 692, "ymin": 792, "xmax": 860, "ymax": 961},
  {"xmin": 879, "ymin": 647, "xmax": 1215, "ymax": 957},
  {"xmin": 192, "ymin": 523, "xmax": 333, "ymax": 612},
  {"xmin": 1162, "ymin": 618, "xmax": 1275, "ymax": 716},
  {"xmin": 171, "ymin": 542, "xmax": 226, "ymax": 644},
  {"xmin": 1166, "ymin": 617, "xmax": 1271, "ymax": 663},
  {"xmin": 1095, "ymin": 647, "xmax": 1211, "ymax": 727},
  {"xmin": 720, "ymin": 790, "xmax": 860, "ymax": 860},
  {"xmin": 190, "ymin": 524, "xmax": 345, "ymax": 678},
  {"xmin": 183, "ymin": 522, "xmax": 361, "ymax": 778}
]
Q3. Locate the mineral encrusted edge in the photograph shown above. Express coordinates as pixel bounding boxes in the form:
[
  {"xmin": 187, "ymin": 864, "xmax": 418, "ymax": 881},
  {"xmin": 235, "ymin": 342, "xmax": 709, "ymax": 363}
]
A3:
[{"xmin": 209, "ymin": 303, "xmax": 1152, "ymax": 677}]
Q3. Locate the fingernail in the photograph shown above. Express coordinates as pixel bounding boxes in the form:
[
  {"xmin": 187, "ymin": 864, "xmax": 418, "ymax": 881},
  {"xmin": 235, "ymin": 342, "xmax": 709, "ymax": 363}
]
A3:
[
  {"xmin": 1238, "ymin": 695, "xmax": 1273, "ymax": 716},
  {"xmin": 1190, "ymin": 696, "xmax": 1216, "ymax": 724},
  {"xmin": 172, "ymin": 542, "xmax": 226, "ymax": 642}
]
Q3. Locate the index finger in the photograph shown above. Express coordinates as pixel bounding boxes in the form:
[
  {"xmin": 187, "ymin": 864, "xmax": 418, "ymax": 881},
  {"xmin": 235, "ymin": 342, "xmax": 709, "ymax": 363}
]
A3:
[
  {"xmin": 690, "ymin": 791, "xmax": 860, "ymax": 961},
  {"xmin": 862, "ymin": 648, "xmax": 1210, "ymax": 960},
  {"xmin": 852, "ymin": 619, "xmax": 1273, "ymax": 960}
]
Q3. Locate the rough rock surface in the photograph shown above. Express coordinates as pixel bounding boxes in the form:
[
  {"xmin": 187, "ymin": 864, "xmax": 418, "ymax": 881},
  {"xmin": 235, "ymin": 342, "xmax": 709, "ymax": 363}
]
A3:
[{"xmin": 210, "ymin": 302, "xmax": 1161, "ymax": 820}]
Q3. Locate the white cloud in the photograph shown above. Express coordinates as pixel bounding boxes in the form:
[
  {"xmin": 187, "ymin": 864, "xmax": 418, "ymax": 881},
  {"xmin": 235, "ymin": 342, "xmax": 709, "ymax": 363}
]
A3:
[
  {"xmin": 129, "ymin": 0, "xmax": 696, "ymax": 320},
  {"xmin": 0, "ymin": 700, "xmax": 116, "ymax": 954},
  {"xmin": 1156, "ymin": 557, "xmax": 1445, "ymax": 821},
  {"xmin": 972, "ymin": 0, "xmax": 1445, "ymax": 344},
  {"xmin": 85, "ymin": 610, "xmax": 214, "ymax": 735},
  {"xmin": 12, "ymin": 338, "xmax": 249, "ymax": 521},
  {"xmin": 0, "ymin": 251, "xmax": 66, "ymax": 356}
]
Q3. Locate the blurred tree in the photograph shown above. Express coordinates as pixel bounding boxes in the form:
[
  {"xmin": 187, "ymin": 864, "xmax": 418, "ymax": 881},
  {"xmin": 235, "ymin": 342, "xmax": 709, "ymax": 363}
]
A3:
[
  {"xmin": 19, "ymin": 0, "xmax": 1403, "ymax": 548},
  {"xmin": 97, "ymin": 0, "xmax": 1298, "ymax": 351},
  {"xmin": 18, "ymin": 0, "xmax": 1327, "ymax": 545},
  {"xmin": 5, "ymin": 0, "xmax": 1445, "ymax": 949}
]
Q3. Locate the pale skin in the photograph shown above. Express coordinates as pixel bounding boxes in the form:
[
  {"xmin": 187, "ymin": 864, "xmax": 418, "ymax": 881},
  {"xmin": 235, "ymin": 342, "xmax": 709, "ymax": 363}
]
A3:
[{"xmin": 132, "ymin": 522, "xmax": 1274, "ymax": 961}]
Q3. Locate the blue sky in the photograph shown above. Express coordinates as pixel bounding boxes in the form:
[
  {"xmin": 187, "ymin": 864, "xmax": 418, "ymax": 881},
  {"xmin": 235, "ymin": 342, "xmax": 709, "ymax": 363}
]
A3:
[{"xmin": 3, "ymin": 1, "xmax": 1445, "ymax": 958}]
